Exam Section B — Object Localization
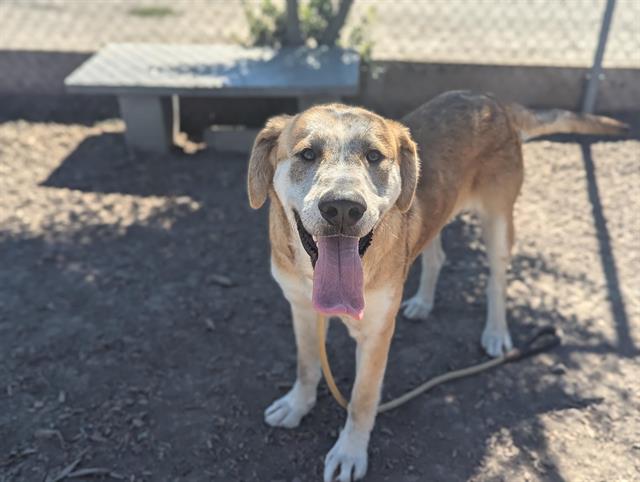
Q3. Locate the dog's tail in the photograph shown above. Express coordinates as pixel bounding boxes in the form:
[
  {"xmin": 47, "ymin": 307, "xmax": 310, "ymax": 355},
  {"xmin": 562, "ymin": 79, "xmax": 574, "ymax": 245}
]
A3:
[{"xmin": 508, "ymin": 103, "xmax": 629, "ymax": 141}]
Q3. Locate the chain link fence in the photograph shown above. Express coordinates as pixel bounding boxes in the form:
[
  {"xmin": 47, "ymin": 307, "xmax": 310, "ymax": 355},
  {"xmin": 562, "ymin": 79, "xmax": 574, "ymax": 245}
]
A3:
[{"xmin": 1, "ymin": 0, "xmax": 638, "ymax": 67}]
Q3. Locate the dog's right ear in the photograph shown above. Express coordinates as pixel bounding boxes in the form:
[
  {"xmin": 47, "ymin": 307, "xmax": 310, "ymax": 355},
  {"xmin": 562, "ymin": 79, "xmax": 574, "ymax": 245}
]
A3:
[{"xmin": 247, "ymin": 115, "xmax": 291, "ymax": 209}]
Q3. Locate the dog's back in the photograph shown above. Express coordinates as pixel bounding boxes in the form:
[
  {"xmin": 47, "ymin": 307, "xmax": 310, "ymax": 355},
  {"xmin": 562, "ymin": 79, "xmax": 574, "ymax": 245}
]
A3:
[
  {"xmin": 401, "ymin": 91, "xmax": 524, "ymax": 257},
  {"xmin": 400, "ymin": 90, "xmax": 629, "ymax": 258}
]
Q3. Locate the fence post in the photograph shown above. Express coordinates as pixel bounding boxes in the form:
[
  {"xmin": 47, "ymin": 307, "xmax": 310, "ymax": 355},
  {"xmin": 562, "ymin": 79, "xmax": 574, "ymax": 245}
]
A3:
[{"xmin": 582, "ymin": 0, "xmax": 617, "ymax": 114}]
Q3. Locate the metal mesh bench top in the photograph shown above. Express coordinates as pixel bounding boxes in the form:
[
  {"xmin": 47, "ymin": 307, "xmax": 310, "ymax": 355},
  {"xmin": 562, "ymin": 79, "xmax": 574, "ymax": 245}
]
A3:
[
  {"xmin": 65, "ymin": 43, "xmax": 360, "ymax": 97},
  {"xmin": 64, "ymin": 43, "xmax": 360, "ymax": 153}
]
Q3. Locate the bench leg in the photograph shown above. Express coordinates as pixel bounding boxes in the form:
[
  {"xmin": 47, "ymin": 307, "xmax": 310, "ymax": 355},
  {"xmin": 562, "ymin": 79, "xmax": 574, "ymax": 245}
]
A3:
[
  {"xmin": 117, "ymin": 95, "xmax": 176, "ymax": 154},
  {"xmin": 297, "ymin": 95, "xmax": 340, "ymax": 111}
]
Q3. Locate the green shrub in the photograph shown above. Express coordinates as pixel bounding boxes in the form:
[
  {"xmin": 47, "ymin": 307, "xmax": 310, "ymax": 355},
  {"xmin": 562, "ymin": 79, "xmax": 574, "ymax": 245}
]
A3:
[
  {"xmin": 242, "ymin": 0, "xmax": 375, "ymax": 62},
  {"xmin": 128, "ymin": 6, "xmax": 175, "ymax": 18},
  {"xmin": 244, "ymin": 0, "xmax": 288, "ymax": 48}
]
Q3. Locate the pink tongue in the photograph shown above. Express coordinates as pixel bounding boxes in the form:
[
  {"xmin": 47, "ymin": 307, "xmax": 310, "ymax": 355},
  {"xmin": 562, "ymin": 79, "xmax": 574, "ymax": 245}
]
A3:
[{"xmin": 312, "ymin": 236, "xmax": 364, "ymax": 320}]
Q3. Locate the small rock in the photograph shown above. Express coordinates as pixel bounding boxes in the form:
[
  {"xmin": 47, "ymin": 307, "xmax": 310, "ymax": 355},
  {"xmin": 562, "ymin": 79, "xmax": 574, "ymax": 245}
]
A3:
[
  {"xmin": 204, "ymin": 318, "xmax": 216, "ymax": 331},
  {"xmin": 34, "ymin": 428, "xmax": 58, "ymax": 439},
  {"xmin": 90, "ymin": 432, "xmax": 108, "ymax": 443},
  {"xmin": 207, "ymin": 274, "xmax": 235, "ymax": 287}
]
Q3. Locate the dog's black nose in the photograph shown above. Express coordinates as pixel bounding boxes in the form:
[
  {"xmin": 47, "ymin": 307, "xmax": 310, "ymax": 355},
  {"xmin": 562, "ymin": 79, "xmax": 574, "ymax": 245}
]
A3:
[{"xmin": 319, "ymin": 198, "xmax": 367, "ymax": 228}]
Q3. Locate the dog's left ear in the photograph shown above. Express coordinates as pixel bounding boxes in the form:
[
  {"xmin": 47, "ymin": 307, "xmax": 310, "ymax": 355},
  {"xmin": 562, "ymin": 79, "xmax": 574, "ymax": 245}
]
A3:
[
  {"xmin": 247, "ymin": 115, "xmax": 291, "ymax": 209},
  {"xmin": 389, "ymin": 120, "xmax": 420, "ymax": 212}
]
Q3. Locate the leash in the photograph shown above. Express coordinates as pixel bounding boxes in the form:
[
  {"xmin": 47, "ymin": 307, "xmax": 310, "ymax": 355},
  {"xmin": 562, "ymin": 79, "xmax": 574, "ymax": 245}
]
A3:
[{"xmin": 316, "ymin": 315, "xmax": 560, "ymax": 413}]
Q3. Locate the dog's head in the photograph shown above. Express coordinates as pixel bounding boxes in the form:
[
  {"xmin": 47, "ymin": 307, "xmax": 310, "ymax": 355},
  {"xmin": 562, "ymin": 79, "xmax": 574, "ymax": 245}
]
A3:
[{"xmin": 248, "ymin": 104, "xmax": 419, "ymax": 319}]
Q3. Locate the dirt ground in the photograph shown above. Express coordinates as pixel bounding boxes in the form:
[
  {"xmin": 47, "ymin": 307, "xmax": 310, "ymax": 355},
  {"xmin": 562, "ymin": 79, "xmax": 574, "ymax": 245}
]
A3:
[{"xmin": 0, "ymin": 96, "xmax": 639, "ymax": 482}]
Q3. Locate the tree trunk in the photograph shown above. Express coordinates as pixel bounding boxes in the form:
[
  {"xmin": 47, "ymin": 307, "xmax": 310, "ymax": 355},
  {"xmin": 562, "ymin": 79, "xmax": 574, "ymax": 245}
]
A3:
[
  {"xmin": 320, "ymin": 0, "xmax": 354, "ymax": 46},
  {"xmin": 285, "ymin": 0, "xmax": 303, "ymax": 46}
]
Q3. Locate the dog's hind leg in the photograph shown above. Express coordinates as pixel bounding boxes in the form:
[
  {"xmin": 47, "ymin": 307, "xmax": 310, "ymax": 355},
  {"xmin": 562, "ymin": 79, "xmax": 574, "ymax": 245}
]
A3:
[
  {"xmin": 401, "ymin": 232, "xmax": 446, "ymax": 320},
  {"xmin": 480, "ymin": 210, "xmax": 514, "ymax": 357}
]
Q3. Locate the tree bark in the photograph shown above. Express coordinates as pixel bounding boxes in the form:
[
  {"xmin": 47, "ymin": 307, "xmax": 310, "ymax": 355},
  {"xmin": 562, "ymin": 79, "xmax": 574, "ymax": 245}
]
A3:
[
  {"xmin": 285, "ymin": 0, "xmax": 304, "ymax": 46},
  {"xmin": 320, "ymin": 0, "xmax": 354, "ymax": 46}
]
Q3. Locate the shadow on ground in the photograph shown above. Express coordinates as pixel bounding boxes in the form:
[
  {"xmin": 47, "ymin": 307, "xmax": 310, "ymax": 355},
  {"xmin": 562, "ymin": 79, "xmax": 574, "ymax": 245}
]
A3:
[
  {"xmin": 0, "ymin": 126, "xmax": 635, "ymax": 481},
  {"xmin": 0, "ymin": 93, "xmax": 118, "ymax": 126}
]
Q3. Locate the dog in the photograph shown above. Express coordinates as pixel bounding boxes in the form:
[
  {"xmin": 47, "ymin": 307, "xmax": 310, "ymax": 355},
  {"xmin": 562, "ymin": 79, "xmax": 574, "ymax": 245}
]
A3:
[{"xmin": 247, "ymin": 91, "xmax": 626, "ymax": 481}]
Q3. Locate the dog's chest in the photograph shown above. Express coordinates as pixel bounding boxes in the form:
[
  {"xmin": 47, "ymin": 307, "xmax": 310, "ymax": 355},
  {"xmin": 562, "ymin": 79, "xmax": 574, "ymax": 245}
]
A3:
[{"xmin": 271, "ymin": 245, "xmax": 314, "ymax": 304}]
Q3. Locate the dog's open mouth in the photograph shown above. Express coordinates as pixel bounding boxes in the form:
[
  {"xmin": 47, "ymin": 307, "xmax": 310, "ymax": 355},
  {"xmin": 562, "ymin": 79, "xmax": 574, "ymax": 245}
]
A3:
[
  {"xmin": 294, "ymin": 210, "xmax": 372, "ymax": 320},
  {"xmin": 293, "ymin": 211, "xmax": 373, "ymax": 268}
]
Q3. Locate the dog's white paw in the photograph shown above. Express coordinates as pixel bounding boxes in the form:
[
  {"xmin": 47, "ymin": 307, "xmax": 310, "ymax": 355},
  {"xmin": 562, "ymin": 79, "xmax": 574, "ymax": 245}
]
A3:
[
  {"xmin": 481, "ymin": 327, "xmax": 513, "ymax": 358},
  {"xmin": 401, "ymin": 296, "xmax": 433, "ymax": 321},
  {"xmin": 323, "ymin": 429, "xmax": 369, "ymax": 482},
  {"xmin": 264, "ymin": 386, "xmax": 314, "ymax": 429}
]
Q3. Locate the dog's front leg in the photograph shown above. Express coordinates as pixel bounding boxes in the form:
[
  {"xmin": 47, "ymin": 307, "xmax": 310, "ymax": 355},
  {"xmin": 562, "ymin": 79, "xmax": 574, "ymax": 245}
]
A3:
[
  {"xmin": 324, "ymin": 292, "xmax": 397, "ymax": 482},
  {"xmin": 265, "ymin": 268, "xmax": 321, "ymax": 428}
]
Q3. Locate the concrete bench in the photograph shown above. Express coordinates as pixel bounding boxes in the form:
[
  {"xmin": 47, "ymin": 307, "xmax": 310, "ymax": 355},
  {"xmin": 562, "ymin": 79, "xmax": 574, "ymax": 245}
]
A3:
[{"xmin": 65, "ymin": 43, "xmax": 360, "ymax": 153}]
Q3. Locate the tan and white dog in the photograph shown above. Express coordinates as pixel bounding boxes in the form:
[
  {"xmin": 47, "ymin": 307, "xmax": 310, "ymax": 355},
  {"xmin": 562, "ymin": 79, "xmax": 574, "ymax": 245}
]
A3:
[{"xmin": 247, "ymin": 91, "xmax": 626, "ymax": 481}]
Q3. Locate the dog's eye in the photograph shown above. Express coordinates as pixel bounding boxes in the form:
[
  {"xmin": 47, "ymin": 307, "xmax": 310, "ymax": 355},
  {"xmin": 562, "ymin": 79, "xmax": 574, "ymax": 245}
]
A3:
[
  {"xmin": 366, "ymin": 149, "xmax": 383, "ymax": 163},
  {"xmin": 300, "ymin": 148, "xmax": 316, "ymax": 161}
]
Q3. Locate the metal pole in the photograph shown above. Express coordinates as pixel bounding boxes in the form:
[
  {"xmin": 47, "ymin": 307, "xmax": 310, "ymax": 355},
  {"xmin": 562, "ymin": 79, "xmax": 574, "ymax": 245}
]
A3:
[{"xmin": 582, "ymin": 0, "xmax": 617, "ymax": 113}]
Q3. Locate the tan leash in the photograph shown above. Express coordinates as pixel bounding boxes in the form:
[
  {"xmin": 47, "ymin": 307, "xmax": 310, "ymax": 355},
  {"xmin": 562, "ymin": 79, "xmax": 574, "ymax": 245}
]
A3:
[{"xmin": 316, "ymin": 314, "xmax": 560, "ymax": 413}]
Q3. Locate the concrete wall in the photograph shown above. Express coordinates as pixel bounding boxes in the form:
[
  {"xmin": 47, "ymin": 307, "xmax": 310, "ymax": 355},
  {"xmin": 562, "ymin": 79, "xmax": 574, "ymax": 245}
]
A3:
[
  {"xmin": 352, "ymin": 62, "xmax": 640, "ymax": 117},
  {"xmin": 1, "ymin": 51, "xmax": 638, "ymax": 118}
]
